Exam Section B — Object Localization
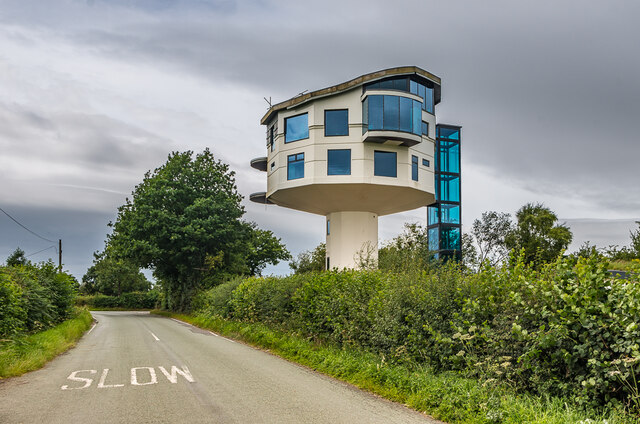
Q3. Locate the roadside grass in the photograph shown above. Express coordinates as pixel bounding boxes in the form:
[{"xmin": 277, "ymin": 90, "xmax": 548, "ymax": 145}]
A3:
[
  {"xmin": 85, "ymin": 307, "xmax": 151, "ymax": 311},
  {"xmin": 153, "ymin": 311, "xmax": 628, "ymax": 424},
  {"xmin": 0, "ymin": 308, "xmax": 93, "ymax": 378}
]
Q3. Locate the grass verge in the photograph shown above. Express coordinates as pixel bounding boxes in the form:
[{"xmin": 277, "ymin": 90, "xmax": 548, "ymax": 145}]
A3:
[
  {"xmin": 153, "ymin": 311, "xmax": 628, "ymax": 424},
  {"xmin": 0, "ymin": 308, "xmax": 93, "ymax": 378}
]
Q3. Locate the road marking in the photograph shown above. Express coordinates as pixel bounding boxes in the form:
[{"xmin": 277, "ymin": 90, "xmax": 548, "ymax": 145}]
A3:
[
  {"xmin": 61, "ymin": 370, "xmax": 97, "ymax": 390},
  {"xmin": 87, "ymin": 323, "xmax": 97, "ymax": 334},
  {"xmin": 131, "ymin": 367, "xmax": 157, "ymax": 386},
  {"xmin": 158, "ymin": 366, "xmax": 195, "ymax": 383},
  {"xmin": 97, "ymin": 368, "xmax": 124, "ymax": 388},
  {"xmin": 170, "ymin": 317, "xmax": 235, "ymax": 343},
  {"xmin": 149, "ymin": 331, "xmax": 160, "ymax": 341}
]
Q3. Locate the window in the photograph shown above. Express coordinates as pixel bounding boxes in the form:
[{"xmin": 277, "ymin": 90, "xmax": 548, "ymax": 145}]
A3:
[
  {"xmin": 287, "ymin": 153, "xmax": 304, "ymax": 180},
  {"xmin": 374, "ymin": 151, "xmax": 397, "ymax": 177},
  {"xmin": 437, "ymin": 174, "xmax": 460, "ymax": 202},
  {"xmin": 437, "ymin": 126, "xmax": 460, "ymax": 140},
  {"xmin": 271, "ymin": 162, "xmax": 275, "ymax": 171},
  {"xmin": 441, "ymin": 227, "xmax": 461, "ymax": 250},
  {"xmin": 411, "ymin": 155, "xmax": 418, "ymax": 181},
  {"xmin": 327, "ymin": 149, "xmax": 351, "ymax": 175},
  {"xmin": 441, "ymin": 205, "xmax": 460, "ymax": 224},
  {"xmin": 438, "ymin": 141, "xmax": 460, "ymax": 173},
  {"xmin": 326, "ymin": 219, "xmax": 330, "ymax": 235},
  {"xmin": 422, "ymin": 158, "xmax": 430, "ymax": 167},
  {"xmin": 428, "ymin": 227, "xmax": 439, "ymax": 251},
  {"xmin": 285, "ymin": 113, "xmax": 308, "ymax": 143},
  {"xmin": 267, "ymin": 123, "xmax": 277, "ymax": 151},
  {"xmin": 428, "ymin": 205, "xmax": 439, "ymax": 225},
  {"xmin": 325, "ymin": 109, "xmax": 348, "ymax": 136},
  {"xmin": 326, "ymin": 257, "xmax": 330, "ymax": 270},
  {"xmin": 421, "ymin": 121, "xmax": 429, "ymax": 137},
  {"xmin": 364, "ymin": 95, "xmax": 422, "ymax": 135}
]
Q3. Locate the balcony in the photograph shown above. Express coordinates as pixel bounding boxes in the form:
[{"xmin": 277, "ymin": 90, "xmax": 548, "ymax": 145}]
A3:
[
  {"xmin": 250, "ymin": 157, "xmax": 268, "ymax": 172},
  {"xmin": 249, "ymin": 192, "xmax": 274, "ymax": 205}
]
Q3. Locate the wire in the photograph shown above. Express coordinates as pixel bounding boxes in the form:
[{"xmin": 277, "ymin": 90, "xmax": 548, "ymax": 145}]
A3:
[
  {"xmin": 0, "ymin": 207, "xmax": 56, "ymax": 243},
  {"xmin": 26, "ymin": 245, "xmax": 55, "ymax": 257}
]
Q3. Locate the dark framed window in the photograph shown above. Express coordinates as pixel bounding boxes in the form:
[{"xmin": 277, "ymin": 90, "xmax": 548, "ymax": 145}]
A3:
[
  {"xmin": 271, "ymin": 161, "xmax": 275, "ymax": 170},
  {"xmin": 365, "ymin": 95, "xmax": 422, "ymax": 135},
  {"xmin": 287, "ymin": 153, "xmax": 304, "ymax": 180},
  {"xmin": 437, "ymin": 174, "xmax": 460, "ymax": 202},
  {"xmin": 326, "ymin": 219, "xmax": 330, "ymax": 235},
  {"xmin": 327, "ymin": 149, "xmax": 351, "ymax": 175},
  {"xmin": 374, "ymin": 151, "xmax": 397, "ymax": 177},
  {"xmin": 421, "ymin": 121, "xmax": 429, "ymax": 137},
  {"xmin": 411, "ymin": 155, "xmax": 418, "ymax": 181},
  {"xmin": 437, "ymin": 126, "xmax": 460, "ymax": 140},
  {"xmin": 285, "ymin": 113, "xmax": 308, "ymax": 143},
  {"xmin": 325, "ymin": 109, "xmax": 349, "ymax": 136},
  {"xmin": 438, "ymin": 141, "xmax": 460, "ymax": 173},
  {"xmin": 422, "ymin": 158, "xmax": 430, "ymax": 167}
]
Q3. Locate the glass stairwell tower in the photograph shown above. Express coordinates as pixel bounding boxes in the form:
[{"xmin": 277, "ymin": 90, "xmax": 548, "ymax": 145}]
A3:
[{"xmin": 427, "ymin": 124, "xmax": 462, "ymax": 260}]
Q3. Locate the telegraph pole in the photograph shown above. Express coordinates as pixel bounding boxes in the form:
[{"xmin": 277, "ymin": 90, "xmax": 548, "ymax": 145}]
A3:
[{"xmin": 58, "ymin": 239, "xmax": 62, "ymax": 272}]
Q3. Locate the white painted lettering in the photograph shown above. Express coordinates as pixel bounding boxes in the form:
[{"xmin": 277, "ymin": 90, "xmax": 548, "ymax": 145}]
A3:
[
  {"xmin": 61, "ymin": 370, "xmax": 97, "ymax": 390},
  {"xmin": 97, "ymin": 368, "xmax": 125, "ymax": 388},
  {"xmin": 158, "ymin": 365, "xmax": 195, "ymax": 384},
  {"xmin": 130, "ymin": 367, "xmax": 157, "ymax": 386}
]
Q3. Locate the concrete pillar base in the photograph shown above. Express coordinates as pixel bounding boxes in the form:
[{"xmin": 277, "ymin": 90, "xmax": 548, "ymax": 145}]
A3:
[{"xmin": 325, "ymin": 211, "xmax": 378, "ymax": 270}]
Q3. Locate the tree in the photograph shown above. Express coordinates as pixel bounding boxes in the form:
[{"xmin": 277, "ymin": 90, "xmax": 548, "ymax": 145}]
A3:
[
  {"xmin": 631, "ymin": 221, "xmax": 640, "ymax": 258},
  {"xmin": 469, "ymin": 211, "xmax": 513, "ymax": 268},
  {"xmin": 290, "ymin": 243, "xmax": 326, "ymax": 273},
  {"xmin": 81, "ymin": 250, "xmax": 151, "ymax": 296},
  {"xmin": 107, "ymin": 149, "xmax": 289, "ymax": 311},
  {"xmin": 6, "ymin": 248, "xmax": 30, "ymax": 267},
  {"xmin": 504, "ymin": 203, "xmax": 573, "ymax": 268},
  {"xmin": 378, "ymin": 223, "xmax": 434, "ymax": 272}
]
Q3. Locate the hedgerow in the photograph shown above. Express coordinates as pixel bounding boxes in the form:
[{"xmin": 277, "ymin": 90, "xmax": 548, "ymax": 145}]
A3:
[
  {"xmin": 75, "ymin": 290, "xmax": 160, "ymax": 309},
  {"xmin": 197, "ymin": 254, "xmax": 640, "ymax": 413}
]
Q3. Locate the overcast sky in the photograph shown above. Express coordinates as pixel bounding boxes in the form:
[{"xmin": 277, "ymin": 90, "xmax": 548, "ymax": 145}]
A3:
[{"xmin": 1, "ymin": 0, "xmax": 638, "ymax": 279}]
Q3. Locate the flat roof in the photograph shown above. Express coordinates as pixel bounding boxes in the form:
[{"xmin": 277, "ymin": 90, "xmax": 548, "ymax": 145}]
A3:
[{"xmin": 261, "ymin": 66, "xmax": 442, "ymax": 125}]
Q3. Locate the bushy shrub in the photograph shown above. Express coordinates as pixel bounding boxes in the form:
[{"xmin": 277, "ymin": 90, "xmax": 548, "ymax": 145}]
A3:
[{"xmin": 75, "ymin": 290, "xmax": 160, "ymax": 309}]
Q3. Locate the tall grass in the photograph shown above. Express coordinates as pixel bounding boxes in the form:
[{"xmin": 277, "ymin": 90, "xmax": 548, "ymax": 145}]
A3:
[{"xmin": 0, "ymin": 308, "xmax": 93, "ymax": 378}]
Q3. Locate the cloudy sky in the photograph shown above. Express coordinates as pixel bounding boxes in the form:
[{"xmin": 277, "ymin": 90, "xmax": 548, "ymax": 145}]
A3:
[{"xmin": 1, "ymin": 0, "xmax": 638, "ymax": 279}]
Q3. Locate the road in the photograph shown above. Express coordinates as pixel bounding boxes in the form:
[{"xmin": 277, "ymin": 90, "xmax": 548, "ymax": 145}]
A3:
[{"xmin": 0, "ymin": 311, "xmax": 441, "ymax": 423}]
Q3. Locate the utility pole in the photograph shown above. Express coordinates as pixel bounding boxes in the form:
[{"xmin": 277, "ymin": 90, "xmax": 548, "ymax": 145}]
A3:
[{"xmin": 58, "ymin": 239, "xmax": 62, "ymax": 272}]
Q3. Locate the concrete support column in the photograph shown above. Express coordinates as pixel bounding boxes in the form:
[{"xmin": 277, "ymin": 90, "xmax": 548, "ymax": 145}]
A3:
[{"xmin": 325, "ymin": 211, "xmax": 378, "ymax": 270}]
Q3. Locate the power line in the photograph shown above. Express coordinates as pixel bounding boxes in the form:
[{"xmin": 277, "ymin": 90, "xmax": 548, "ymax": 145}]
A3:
[
  {"xmin": 0, "ymin": 206, "xmax": 56, "ymax": 243},
  {"xmin": 26, "ymin": 245, "xmax": 55, "ymax": 257}
]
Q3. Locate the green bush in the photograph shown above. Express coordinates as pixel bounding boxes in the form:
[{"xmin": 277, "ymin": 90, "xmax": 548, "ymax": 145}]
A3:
[
  {"xmin": 75, "ymin": 290, "xmax": 160, "ymax": 309},
  {"xmin": 198, "ymin": 254, "xmax": 640, "ymax": 413}
]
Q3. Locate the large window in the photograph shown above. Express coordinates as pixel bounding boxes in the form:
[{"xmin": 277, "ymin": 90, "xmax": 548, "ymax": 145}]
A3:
[
  {"xmin": 325, "ymin": 109, "xmax": 348, "ymax": 136},
  {"xmin": 438, "ymin": 141, "xmax": 460, "ymax": 173},
  {"xmin": 364, "ymin": 76, "xmax": 435, "ymax": 113},
  {"xmin": 441, "ymin": 204, "xmax": 460, "ymax": 224},
  {"xmin": 437, "ymin": 174, "xmax": 460, "ymax": 202},
  {"xmin": 421, "ymin": 121, "xmax": 429, "ymax": 137},
  {"xmin": 428, "ymin": 227, "xmax": 439, "ymax": 251},
  {"xmin": 441, "ymin": 227, "xmax": 461, "ymax": 250},
  {"xmin": 327, "ymin": 149, "xmax": 351, "ymax": 175},
  {"xmin": 411, "ymin": 155, "xmax": 418, "ymax": 181},
  {"xmin": 374, "ymin": 151, "xmax": 397, "ymax": 177},
  {"xmin": 287, "ymin": 153, "xmax": 304, "ymax": 180},
  {"xmin": 285, "ymin": 113, "xmax": 308, "ymax": 143},
  {"xmin": 364, "ymin": 95, "xmax": 422, "ymax": 135},
  {"xmin": 428, "ymin": 205, "xmax": 439, "ymax": 225},
  {"xmin": 437, "ymin": 126, "xmax": 460, "ymax": 140}
]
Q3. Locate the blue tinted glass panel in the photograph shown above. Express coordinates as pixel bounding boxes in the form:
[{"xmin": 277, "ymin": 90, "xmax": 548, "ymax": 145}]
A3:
[
  {"xmin": 421, "ymin": 121, "xmax": 429, "ymax": 136},
  {"xmin": 380, "ymin": 79, "xmax": 394, "ymax": 89},
  {"xmin": 428, "ymin": 227, "xmax": 439, "ymax": 251},
  {"xmin": 411, "ymin": 155, "xmax": 418, "ymax": 181},
  {"xmin": 285, "ymin": 114, "xmax": 308, "ymax": 143},
  {"xmin": 327, "ymin": 219, "xmax": 330, "ymax": 235},
  {"xmin": 439, "ymin": 141, "xmax": 460, "ymax": 173},
  {"xmin": 399, "ymin": 97, "xmax": 413, "ymax": 132},
  {"xmin": 362, "ymin": 97, "xmax": 368, "ymax": 134},
  {"xmin": 383, "ymin": 95, "xmax": 399, "ymax": 130},
  {"xmin": 441, "ymin": 227, "xmax": 461, "ymax": 250},
  {"xmin": 374, "ymin": 151, "xmax": 397, "ymax": 177},
  {"xmin": 428, "ymin": 206, "xmax": 439, "ymax": 225},
  {"xmin": 367, "ymin": 81, "xmax": 380, "ymax": 90},
  {"xmin": 422, "ymin": 158, "xmax": 430, "ymax": 167},
  {"xmin": 368, "ymin": 95, "xmax": 383, "ymax": 130},
  {"xmin": 393, "ymin": 78, "xmax": 407, "ymax": 91},
  {"xmin": 438, "ymin": 127, "xmax": 460, "ymax": 140},
  {"xmin": 325, "ymin": 109, "xmax": 348, "ymax": 136},
  {"xmin": 441, "ymin": 205, "xmax": 460, "ymax": 224},
  {"xmin": 424, "ymin": 86, "xmax": 434, "ymax": 113},
  {"xmin": 418, "ymin": 84, "xmax": 426, "ymax": 110},
  {"xmin": 412, "ymin": 100, "xmax": 421, "ymax": 135},
  {"xmin": 287, "ymin": 153, "xmax": 304, "ymax": 180},
  {"xmin": 439, "ymin": 175, "xmax": 460, "ymax": 202},
  {"xmin": 410, "ymin": 80, "xmax": 418, "ymax": 95},
  {"xmin": 328, "ymin": 149, "xmax": 351, "ymax": 175}
]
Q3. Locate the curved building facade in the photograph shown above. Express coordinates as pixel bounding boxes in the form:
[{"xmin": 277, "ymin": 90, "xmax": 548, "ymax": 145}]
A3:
[{"xmin": 250, "ymin": 66, "xmax": 461, "ymax": 269}]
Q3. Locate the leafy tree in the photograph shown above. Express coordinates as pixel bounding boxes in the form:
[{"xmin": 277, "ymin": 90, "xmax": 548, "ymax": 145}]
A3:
[
  {"xmin": 469, "ymin": 211, "xmax": 512, "ymax": 267},
  {"xmin": 6, "ymin": 248, "xmax": 30, "ymax": 267},
  {"xmin": 631, "ymin": 221, "xmax": 640, "ymax": 257},
  {"xmin": 290, "ymin": 243, "xmax": 326, "ymax": 273},
  {"xmin": 107, "ymin": 149, "xmax": 288, "ymax": 311},
  {"xmin": 81, "ymin": 250, "xmax": 151, "ymax": 296},
  {"xmin": 378, "ymin": 223, "xmax": 434, "ymax": 272},
  {"xmin": 504, "ymin": 203, "xmax": 572, "ymax": 268}
]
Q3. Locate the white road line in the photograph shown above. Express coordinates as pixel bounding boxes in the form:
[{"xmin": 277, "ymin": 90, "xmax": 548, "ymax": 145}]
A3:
[
  {"xmin": 87, "ymin": 323, "xmax": 97, "ymax": 334},
  {"xmin": 170, "ymin": 317, "xmax": 235, "ymax": 343},
  {"xmin": 150, "ymin": 331, "xmax": 160, "ymax": 341}
]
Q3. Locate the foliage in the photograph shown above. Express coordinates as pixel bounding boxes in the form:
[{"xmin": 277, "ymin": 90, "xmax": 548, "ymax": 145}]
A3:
[
  {"xmin": 504, "ymin": 203, "xmax": 572, "ymax": 268},
  {"xmin": 468, "ymin": 211, "xmax": 513, "ymax": 269},
  {"xmin": 6, "ymin": 248, "xmax": 30, "ymax": 267},
  {"xmin": 631, "ymin": 222, "xmax": 640, "ymax": 257},
  {"xmin": 0, "ymin": 308, "xmax": 92, "ymax": 378},
  {"xmin": 107, "ymin": 149, "xmax": 288, "ymax": 311},
  {"xmin": 378, "ymin": 223, "xmax": 434, "ymax": 272},
  {"xmin": 197, "ymin": 254, "xmax": 640, "ymax": 415},
  {"xmin": 0, "ymin": 261, "xmax": 77, "ymax": 339},
  {"xmin": 289, "ymin": 243, "xmax": 326, "ymax": 273},
  {"xmin": 75, "ymin": 290, "xmax": 160, "ymax": 309},
  {"xmin": 80, "ymin": 249, "xmax": 151, "ymax": 296}
]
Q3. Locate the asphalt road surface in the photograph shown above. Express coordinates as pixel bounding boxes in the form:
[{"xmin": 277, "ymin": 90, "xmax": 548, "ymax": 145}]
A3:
[{"xmin": 0, "ymin": 311, "xmax": 441, "ymax": 423}]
